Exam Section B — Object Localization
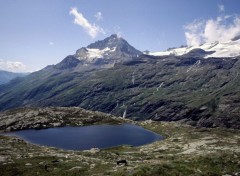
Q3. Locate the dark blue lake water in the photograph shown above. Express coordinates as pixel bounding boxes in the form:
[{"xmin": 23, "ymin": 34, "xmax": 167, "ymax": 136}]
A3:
[{"xmin": 5, "ymin": 124, "xmax": 163, "ymax": 150}]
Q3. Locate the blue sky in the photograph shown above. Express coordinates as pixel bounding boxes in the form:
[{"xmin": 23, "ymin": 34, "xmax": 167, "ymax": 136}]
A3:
[{"xmin": 0, "ymin": 0, "xmax": 240, "ymax": 72}]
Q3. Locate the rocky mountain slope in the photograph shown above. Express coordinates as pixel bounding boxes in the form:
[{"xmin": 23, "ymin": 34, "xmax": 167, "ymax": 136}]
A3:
[{"xmin": 0, "ymin": 35, "xmax": 239, "ymax": 129}]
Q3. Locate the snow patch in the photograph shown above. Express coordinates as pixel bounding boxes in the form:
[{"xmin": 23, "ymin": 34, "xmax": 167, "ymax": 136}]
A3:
[
  {"xmin": 86, "ymin": 47, "xmax": 116, "ymax": 61},
  {"xmin": 76, "ymin": 47, "xmax": 116, "ymax": 62}
]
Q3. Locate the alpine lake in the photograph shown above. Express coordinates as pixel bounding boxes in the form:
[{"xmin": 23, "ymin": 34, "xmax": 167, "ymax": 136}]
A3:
[{"xmin": 3, "ymin": 124, "xmax": 163, "ymax": 150}]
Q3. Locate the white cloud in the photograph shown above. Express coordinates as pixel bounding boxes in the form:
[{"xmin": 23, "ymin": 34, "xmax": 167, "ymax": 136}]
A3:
[
  {"xmin": 69, "ymin": 7, "xmax": 105, "ymax": 38},
  {"xmin": 184, "ymin": 15, "xmax": 240, "ymax": 46},
  {"xmin": 48, "ymin": 42, "xmax": 55, "ymax": 46},
  {"xmin": 95, "ymin": 12, "xmax": 103, "ymax": 21},
  {"xmin": 184, "ymin": 32, "xmax": 201, "ymax": 46},
  {"xmin": 113, "ymin": 25, "xmax": 123, "ymax": 38},
  {"xmin": 184, "ymin": 20, "xmax": 205, "ymax": 46},
  {"xmin": 49, "ymin": 41, "xmax": 54, "ymax": 46},
  {"xmin": 0, "ymin": 60, "xmax": 27, "ymax": 72},
  {"xmin": 218, "ymin": 4, "xmax": 225, "ymax": 12},
  {"xmin": 217, "ymin": 15, "xmax": 231, "ymax": 22}
]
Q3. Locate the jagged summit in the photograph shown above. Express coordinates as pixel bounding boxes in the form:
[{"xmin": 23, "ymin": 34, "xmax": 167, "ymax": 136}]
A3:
[
  {"xmin": 87, "ymin": 34, "xmax": 123, "ymax": 49},
  {"xmin": 74, "ymin": 34, "xmax": 142, "ymax": 67}
]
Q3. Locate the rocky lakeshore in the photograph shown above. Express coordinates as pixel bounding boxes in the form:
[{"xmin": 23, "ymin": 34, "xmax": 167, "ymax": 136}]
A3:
[
  {"xmin": 0, "ymin": 107, "xmax": 128, "ymax": 132},
  {"xmin": 0, "ymin": 107, "xmax": 239, "ymax": 175}
]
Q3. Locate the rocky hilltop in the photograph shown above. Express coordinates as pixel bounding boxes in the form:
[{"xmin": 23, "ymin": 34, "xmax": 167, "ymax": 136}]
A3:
[{"xmin": 0, "ymin": 107, "xmax": 125, "ymax": 132}]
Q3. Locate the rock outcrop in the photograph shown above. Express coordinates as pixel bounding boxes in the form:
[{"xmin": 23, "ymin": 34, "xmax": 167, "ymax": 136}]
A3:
[{"xmin": 0, "ymin": 107, "xmax": 125, "ymax": 132}]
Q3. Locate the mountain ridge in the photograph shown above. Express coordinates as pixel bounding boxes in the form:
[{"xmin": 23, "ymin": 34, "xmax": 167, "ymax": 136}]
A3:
[
  {"xmin": 150, "ymin": 39, "xmax": 240, "ymax": 58},
  {"xmin": 0, "ymin": 70, "xmax": 28, "ymax": 85}
]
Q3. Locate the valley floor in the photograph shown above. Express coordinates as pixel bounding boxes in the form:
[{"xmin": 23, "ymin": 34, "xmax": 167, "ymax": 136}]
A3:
[{"xmin": 0, "ymin": 121, "xmax": 239, "ymax": 176}]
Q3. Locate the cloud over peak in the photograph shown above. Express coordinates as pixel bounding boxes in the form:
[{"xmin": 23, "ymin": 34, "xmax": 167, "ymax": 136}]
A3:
[
  {"xmin": 218, "ymin": 4, "xmax": 225, "ymax": 12},
  {"xmin": 0, "ymin": 60, "xmax": 27, "ymax": 73},
  {"xmin": 49, "ymin": 41, "xmax": 54, "ymax": 46},
  {"xmin": 95, "ymin": 12, "xmax": 103, "ymax": 21},
  {"xmin": 70, "ymin": 7, "xmax": 105, "ymax": 38},
  {"xmin": 184, "ymin": 15, "xmax": 240, "ymax": 46}
]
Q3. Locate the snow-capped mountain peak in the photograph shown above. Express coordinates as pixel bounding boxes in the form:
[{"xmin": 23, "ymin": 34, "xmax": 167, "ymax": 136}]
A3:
[
  {"xmin": 74, "ymin": 34, "xmax": 142, "ymax": 66},
  {"xmin": 150, "ymin": 39, "xmax": 240, "ymax": 58}
]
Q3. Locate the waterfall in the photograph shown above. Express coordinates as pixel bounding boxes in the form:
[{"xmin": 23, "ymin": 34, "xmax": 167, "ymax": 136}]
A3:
[
  {"xmin": 157, "ymin": 82, "xmax": 164, "ymax": 91},
  {"xmin": 132, "ymin": 70, "xmax": 135, "ymax": 85},
  {"xmin": 122, "ymin": 109, "xmax": 127, "ymax": 118},
  {"xmin": 110, "ymin": 101, "xmax": 119, "ymax": 114}
]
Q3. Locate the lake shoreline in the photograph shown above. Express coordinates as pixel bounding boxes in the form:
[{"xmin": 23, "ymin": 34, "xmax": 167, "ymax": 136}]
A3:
[
  {"xmin": 0, "ymin": 107, "xmax": 130, "ymax": 132},
  {"xmin": 1, "ymin": 121, "xmax": 239, "ymax": 176},
  {"xmin": 2, "ymin": 124, "xmax": 163, "ymax": 151}
]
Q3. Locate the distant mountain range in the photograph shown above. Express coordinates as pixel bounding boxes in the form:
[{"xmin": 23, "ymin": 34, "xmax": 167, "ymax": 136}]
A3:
[
  {"xmin": 0, "ymin": 34, "xmax": 239, "ymax": 129},
  {"xmin": 0, "ymin": 70, "xmax": 28, "ymax": 85}
]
